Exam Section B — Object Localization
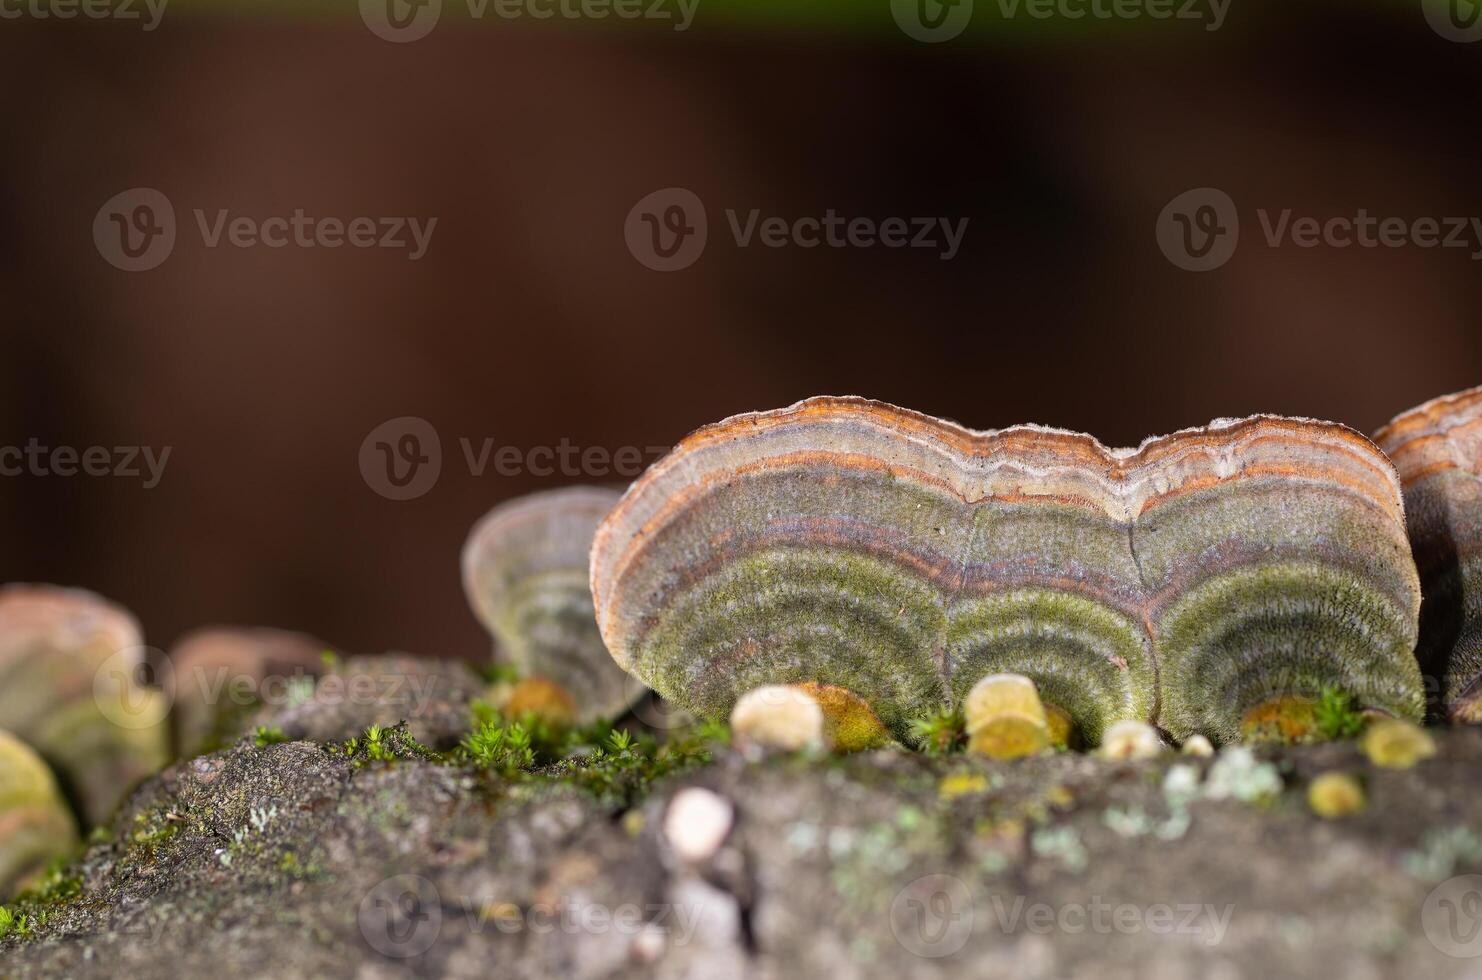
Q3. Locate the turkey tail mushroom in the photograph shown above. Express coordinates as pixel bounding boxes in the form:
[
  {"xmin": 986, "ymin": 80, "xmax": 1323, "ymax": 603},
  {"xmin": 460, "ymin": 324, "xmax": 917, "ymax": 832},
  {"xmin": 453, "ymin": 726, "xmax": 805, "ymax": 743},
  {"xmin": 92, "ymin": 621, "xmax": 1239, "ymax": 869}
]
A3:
[
  {"xmin": 1375, "ymin": 386, "xmax": 1482, "ymax": 722},
  {"xmin": 463, "ymin": 487, "xmax": 641, "ymax": 724},
  {"xmin": 590, "ymin": 397, "xmax": 1423, "ymax": 746}
]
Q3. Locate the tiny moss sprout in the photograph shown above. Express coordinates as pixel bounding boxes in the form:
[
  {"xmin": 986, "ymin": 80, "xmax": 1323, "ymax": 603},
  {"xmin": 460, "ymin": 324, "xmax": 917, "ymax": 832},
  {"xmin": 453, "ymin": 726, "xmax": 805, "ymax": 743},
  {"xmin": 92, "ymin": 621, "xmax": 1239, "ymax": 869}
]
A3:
[
  {"xmin": 907, "ymin": 709, "xmax": 965, "ymax": 756},
  {"xmin": 459, "ymin": 718, "xmax": 537, "ymax": 775},
  {"xmin": 253, "ymin": 725, "xmax": 289, "ymax": 748},
  {"xmin": 0, "ymin": 905, "xmax": 32, "ymax": 941},
  {"xmin": 1314, "ymin": 688, "xmax": 1368, "ymax": 741}
]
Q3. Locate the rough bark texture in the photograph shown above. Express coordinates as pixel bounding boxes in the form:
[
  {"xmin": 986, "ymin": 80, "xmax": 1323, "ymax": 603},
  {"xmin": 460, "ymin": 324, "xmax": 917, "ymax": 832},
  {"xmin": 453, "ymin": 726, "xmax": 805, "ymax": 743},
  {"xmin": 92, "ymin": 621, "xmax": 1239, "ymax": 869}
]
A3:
[{"xmin": 4, "ymin": 656, "xmax": 1482, "ymax": 979}]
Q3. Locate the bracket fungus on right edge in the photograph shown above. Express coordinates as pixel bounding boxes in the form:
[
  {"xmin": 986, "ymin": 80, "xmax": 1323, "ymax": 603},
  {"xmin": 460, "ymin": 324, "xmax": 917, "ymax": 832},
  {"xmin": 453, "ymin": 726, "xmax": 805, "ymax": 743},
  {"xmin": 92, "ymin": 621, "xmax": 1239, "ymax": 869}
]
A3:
[
  {"xmin": 590, "ymin": 396, "xmax": 1425, "ymax": 747},
  {"xmin": 1375, "ymin": 385, "xmax": 1482, "ymax": 722}
]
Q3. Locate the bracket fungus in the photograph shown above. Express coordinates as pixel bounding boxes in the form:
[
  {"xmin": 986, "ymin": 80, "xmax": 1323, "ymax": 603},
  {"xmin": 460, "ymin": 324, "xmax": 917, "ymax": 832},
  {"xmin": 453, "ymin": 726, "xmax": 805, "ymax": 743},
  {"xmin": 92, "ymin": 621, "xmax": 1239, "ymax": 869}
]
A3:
[
  {"xmin": 463, "ymin": 487, "xmax": 642, "ymax": 724},
  {"xmin": 591, "ymin": 397, "xmax": 1424, "ymax": 747},
  {"xmin": 0, "ymin": 585, "xmax": 169, "ymax": 826},
  {"xmin": 169, "ymin": 626, "xmax": 331, "ymax": 758},
  {"xmin": 1374, "ymin": 386, "xmax": 1482, "ymax": 722},
  {"xmin": 0, "ymin": 730, "xmax": 78, "ymax": 900}
]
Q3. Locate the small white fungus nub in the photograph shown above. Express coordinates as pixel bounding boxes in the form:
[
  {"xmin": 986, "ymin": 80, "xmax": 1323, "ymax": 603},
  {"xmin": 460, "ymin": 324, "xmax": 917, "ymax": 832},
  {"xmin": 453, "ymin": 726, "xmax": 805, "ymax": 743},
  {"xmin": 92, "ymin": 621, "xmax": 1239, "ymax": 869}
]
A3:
[
  {"xmin": 1098, "ymin": 719, "xmax": 1165, "ymax": 761},
  {"xmin": 729, "ymin": 684, "xmax": 825, "ymax": 751},
  {"xmin": 1181, "ymin": 734, "xmax": 1215, "ymax": 758},
  {"xmin": 664, "ymin": 787, "xmax": 735, "ymax": 863}
]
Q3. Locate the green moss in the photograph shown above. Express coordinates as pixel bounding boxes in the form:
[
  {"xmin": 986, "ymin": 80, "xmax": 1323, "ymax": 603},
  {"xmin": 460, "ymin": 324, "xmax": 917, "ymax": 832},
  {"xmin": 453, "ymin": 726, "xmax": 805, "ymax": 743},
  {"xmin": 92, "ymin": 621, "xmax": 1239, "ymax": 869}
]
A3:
[
  {"xmin": 253, "ymin": 725, "xmax": 290, "ymax": 748},
  {"xmin": 907, "ymin": 708, "xmax": 965, "ymax": 755},
  {"xmin": 328, "ymin": 723, "xmax": 442, "ymax": 767},
  {"xmin": 1314, "ymin": 688, "xmax": 1368, "ymax": 741},
  {"xmin": 0, "ymin": 905, "xmax": 32, "ymax": 941},
  {"xmin": 13, "ymin": 858, "xmax": 82, "ymax": 906},
  {"xmin": 459, "ymin": 719, "xmax": 537, "ymax": 775}
]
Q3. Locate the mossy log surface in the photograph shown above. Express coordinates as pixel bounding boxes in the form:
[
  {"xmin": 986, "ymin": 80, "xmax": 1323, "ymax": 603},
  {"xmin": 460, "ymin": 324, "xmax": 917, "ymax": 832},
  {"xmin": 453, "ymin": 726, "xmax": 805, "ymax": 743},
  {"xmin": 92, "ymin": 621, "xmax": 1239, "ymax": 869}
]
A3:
[{"xmin": 3, "ymin": 655, "xmax": 1482, "ymax": 979}]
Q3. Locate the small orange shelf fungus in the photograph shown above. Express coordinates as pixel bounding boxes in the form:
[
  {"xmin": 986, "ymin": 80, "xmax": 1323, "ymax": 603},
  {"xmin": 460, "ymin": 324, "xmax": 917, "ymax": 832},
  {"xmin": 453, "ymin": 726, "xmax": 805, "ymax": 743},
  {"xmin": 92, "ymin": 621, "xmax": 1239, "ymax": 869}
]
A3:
[
  {"xmin": 1375, "ymin": 387, "xmax": 1482, "ymax": 722},
  {"xmin": 0, "ymin": 585, "xmax": 168, "ymax": 827},
  {"xmin": 1360, "ymin": 718, "xmax": 1437, "ymax": 769},
  {"xmin": 502, "ymin": 676, "xmax": 578, "ymax": 728},
  {"xmin": 1308, "ymin": 772, "xmax": 1366, "ymax": 819},
  {"xmin": 0, "ymin": 730, "xmax": 79, "ymax": 900},
  {"xmin": 590, "ymin": 397, "xmax": 1424, "ymax": 747},
  {"xmin": 169, "ymin": 626, "xmax": 331, "ymax": 758},
  {"xmin": 793, "ymin": 682, "xmax": 891, "ymax": 751},
  {"xmin": 462, "ymin": 487, "xmax": 642, "ymax": 724}
]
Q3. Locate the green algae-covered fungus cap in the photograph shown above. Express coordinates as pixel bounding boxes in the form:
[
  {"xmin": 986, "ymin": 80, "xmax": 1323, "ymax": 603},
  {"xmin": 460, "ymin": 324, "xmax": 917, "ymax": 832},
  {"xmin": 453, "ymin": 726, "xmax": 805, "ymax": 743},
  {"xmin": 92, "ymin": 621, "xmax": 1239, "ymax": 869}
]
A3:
[
  {"xmin": 463, "ymin": 487, "xmax": 642, "ymax": 724},
  {"xmin": 0, "ymin": 729, "xmax": 78, "ymax": 900},
  {"xmin": 591, "ymin": 397, "xmax": 1423, "ymax": 745},
  {"xmin": 0, "ymin": 585, "xmax": 169, "ymax": 827}
]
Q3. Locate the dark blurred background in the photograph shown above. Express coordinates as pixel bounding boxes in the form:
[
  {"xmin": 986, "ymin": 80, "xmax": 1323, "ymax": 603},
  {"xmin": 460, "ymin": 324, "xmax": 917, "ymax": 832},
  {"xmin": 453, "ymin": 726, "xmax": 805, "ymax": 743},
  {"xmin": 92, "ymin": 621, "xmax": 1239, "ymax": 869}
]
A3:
[{"xmin": 1, "ymin": 0, "xmax": 1480, "ymax": 663}]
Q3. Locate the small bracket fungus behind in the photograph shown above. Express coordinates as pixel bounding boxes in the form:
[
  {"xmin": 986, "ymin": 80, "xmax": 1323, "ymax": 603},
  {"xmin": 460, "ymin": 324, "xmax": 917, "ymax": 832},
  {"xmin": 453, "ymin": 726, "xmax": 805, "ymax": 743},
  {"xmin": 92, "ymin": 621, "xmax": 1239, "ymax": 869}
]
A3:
[
  {"xmin": 0, "ymin": 585, "xmax": 169, "ymax": 827},
  {"xmin": 591, "ymin": 397, "xmax": 1424, "ymax": 746},
  {"xmin": 0, "ymin": 730, "xmax": 79, "ymax": 900},
  {"xmin": 169, "ymin": 626, "xmax": 331, "ymax": 758},
  {"xmin": 964, "ymin": 673, "xmax": 1050, "ymax": 759},
  {"xmin": 462, "ymin": 487, "xmax": 642, "ymax": 724},
  {"xmin": 1375, "ymin": 386, "xmax": 1482, "ymax": 722}
]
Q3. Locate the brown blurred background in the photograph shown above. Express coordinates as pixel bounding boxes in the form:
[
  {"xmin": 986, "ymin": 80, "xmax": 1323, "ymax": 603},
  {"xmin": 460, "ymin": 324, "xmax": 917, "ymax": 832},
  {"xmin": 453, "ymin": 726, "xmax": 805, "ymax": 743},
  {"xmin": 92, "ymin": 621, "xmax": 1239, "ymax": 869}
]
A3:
[{"xmin": 1, "ymin": 0, "xmax": 1480, "ymax": 663}]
